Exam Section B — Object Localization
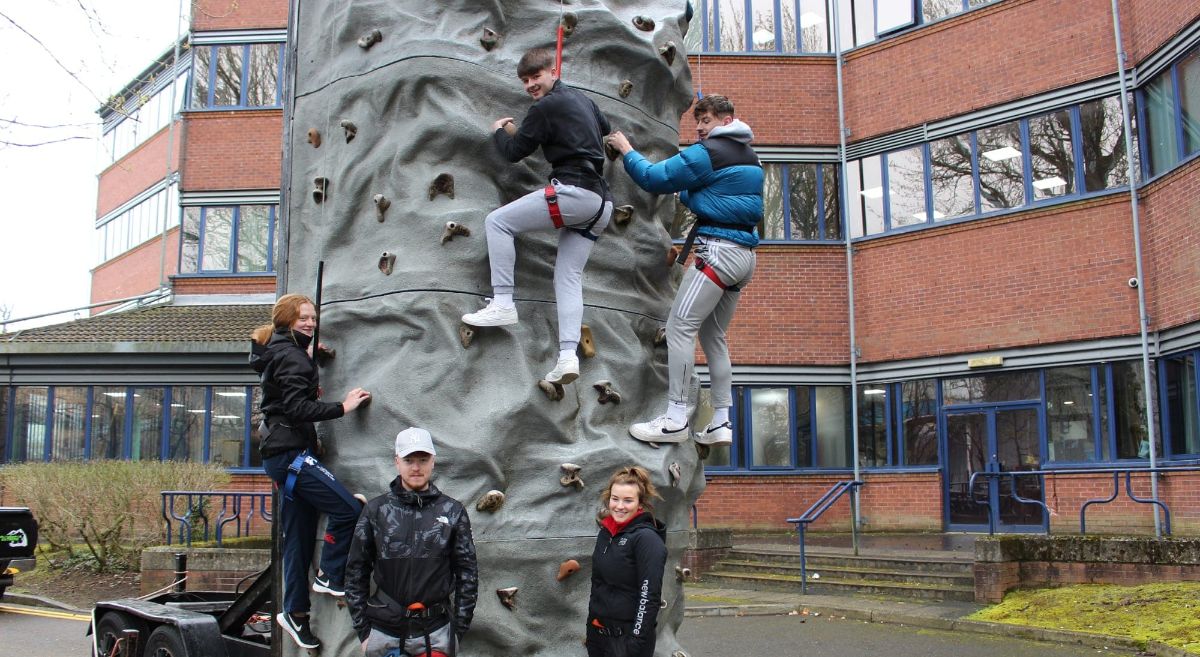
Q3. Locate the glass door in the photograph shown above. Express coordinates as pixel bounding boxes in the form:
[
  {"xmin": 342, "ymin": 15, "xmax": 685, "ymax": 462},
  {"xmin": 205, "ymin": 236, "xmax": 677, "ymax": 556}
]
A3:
[{"xmin": 944, "ymin": 405, "xmax": 1045, "ymax": 532}]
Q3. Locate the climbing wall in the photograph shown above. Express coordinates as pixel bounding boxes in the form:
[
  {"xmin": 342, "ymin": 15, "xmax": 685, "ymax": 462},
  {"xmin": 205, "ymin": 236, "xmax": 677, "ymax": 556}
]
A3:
[{"xmin": 284, "ymin": 2, "xmax": 698, "ymax": 655}]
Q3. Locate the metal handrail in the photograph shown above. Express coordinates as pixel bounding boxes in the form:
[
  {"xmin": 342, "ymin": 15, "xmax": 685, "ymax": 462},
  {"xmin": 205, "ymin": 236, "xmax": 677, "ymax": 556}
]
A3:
[
  {"xmin": 967, "ymin": 466, "xmax": 1197, "ymax": 536},
  {"xmin": 785, "ymin": 480, "xmax": 864, "ymax": 593},
  {"xmin": 162, "ymin": 491, "xmax": 273, "ymax": 547}
]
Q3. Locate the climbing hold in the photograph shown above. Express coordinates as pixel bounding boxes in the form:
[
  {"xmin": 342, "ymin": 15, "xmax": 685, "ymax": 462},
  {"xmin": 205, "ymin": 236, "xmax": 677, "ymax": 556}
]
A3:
[
  {"xmin": 557, "ymin": 559, "xmax": 581, "ymax": 581},
  {"xmin": 653, "ymin": 326, "xmax": 667, "ymax": 346},
  {"xmin": 593, "ymin": 380, "xmax": 621, "ymax": 405},
  {"xmin": 579, "ymin": 325, "xmax": 596, "ymax": 358},
  {"xmin": 560, "ymin": 12, "xmax": 578, "ymax": 37},
  {"xmin": 480, "ymin": 27, "xmax": 500, "ymax": 51},
  {"xmin": 669, "ymin": 461, "xmax": 681, "ymax": 487},
  {"xmin": 603, "ymin": 136, "xmax": 621, "ymax": 161},
  {"xmin": 441, "ymin": 221, "xmax": 470, "ymax": 244},
  {"xmin": 538, "ymin": 379, "xmax": 565, "ymax": 402},
  {"xmin": 459, "ymin": 324, "xmax": 475, "ymax": 349},
  {"xmin": 618, "ymin": 80, "xmax": 633, "ymax": 98},
  {"xmin": 695, "ymin": 443, "xmax": 710, "ymax": 459},
  {"xmin": 476, "ymin": 489, "xmax": 506, "ymax": 513},
  {"xmin": 358, "ymin": 28, "xmax": 382, "ymax": 49},
  {"xmin": 666, "ymin": 245, "xmax": 682, "ymax": 267},
  {"xmin": 496, "ymin": 587, "xmax": 518, "ymax": 610},
  {"xmin": 675, "ymin": 565, "xmax": 691, "ymax": 582},
  {"xmin": 374, "ymin": 194, "xmax": 391, "ymax": 222},
  {"xmin": 672, "ymin": 650, "xmax": 690, "ymax": 657},
  {"xmin": 613, "ymin": 205, "xmax": 634, "ymax": 226},
  {"xmin": 559, "ymin": 463, "xmax": 584, "ymax": 489},
  {"xmin": 633, "ymin": 16, "xmax": 655, "ymax": 31},
  {"xmin": 340, "ymin": 119, "xmax": 357, "ymax": 143},
  {"xmin": 378, "ymin": 252, "xmax": 396, "ymax": 275},
  {"xmin": 659, "ymin": 41, "xmax": 677, "ymax": 66},
  {"xmin": 429, "ymin": 173, "xmax": 455, "ymax": 200},
  {"xmin": 306, "ymin": 128, "xmax": 321, "ymax": 148},
  {"xmin": 312, "ymin": 177, "xmax": 329, "ymax": 204}
]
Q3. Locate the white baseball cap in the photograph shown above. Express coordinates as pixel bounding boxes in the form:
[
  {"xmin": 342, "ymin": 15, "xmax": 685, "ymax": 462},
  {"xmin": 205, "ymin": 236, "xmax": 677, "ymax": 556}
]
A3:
[{"xmin": 395, "ymin": 427, "xmax": 436, "ymax": 458}]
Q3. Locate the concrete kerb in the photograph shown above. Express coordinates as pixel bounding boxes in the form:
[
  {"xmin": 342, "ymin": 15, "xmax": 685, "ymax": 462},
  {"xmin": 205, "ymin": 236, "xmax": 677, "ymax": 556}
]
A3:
[
  {"xmin": 2, "ymin": 591, "xmax": 88, "ymax": 613},
  {"xmin": 683, "ymin": 591, "xmax": 1194, "ymax": 656}
]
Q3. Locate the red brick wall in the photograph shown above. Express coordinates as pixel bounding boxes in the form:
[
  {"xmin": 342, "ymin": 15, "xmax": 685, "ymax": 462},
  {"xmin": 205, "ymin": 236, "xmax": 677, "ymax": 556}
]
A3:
[
  {"xmin": 180, "ymin": 111, "xmax": 283, "ymax": 191},
  {"xmin": 680, "ymin": 55, "xmax": 839, "ymax": 146},
  {"xmin": 695, "ymin": 472, "xmax": 942, "ymax": 531},
  {"xmin": 97, "ymin": 125, "xmax": 181, "ymax": 217},
  {"xmin": 171, "ymin": 275, "xmax": 277, "ymax": 296},
  {"xmin": 90, "ymin": 228, "xmax": 180, "ymax": 310},
  {"xmin": 191, "ymin": 0, "xmax": 288, "ymax": 31},
  {"xmin": 1043, "ymin": 471, "xmax": 1200, "ymax": 535},
  {"xmin": 1140, "ymin": 159, "xmax": 1200, "ymax": 331},
  {"xmin": 1125, "ymin": 0, "xmax": 1200, "ymax": 64},
  {"xmin": 852, "ymin": 195, "xmax": 1141, "ymax": 363},
  {"xmin": 712, "ymin": 246, "xmax": 849, "ymax": 366},
  {"xmin": 842, "ymin": 0, "xmax": 1120, "ymax": 141}
]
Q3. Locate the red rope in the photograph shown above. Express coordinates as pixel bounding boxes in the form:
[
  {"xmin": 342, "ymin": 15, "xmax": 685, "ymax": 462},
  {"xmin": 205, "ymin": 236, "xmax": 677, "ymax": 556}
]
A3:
[{"xmin": 555, "ymin": 24, "xmax": 564, "ymax": 76}]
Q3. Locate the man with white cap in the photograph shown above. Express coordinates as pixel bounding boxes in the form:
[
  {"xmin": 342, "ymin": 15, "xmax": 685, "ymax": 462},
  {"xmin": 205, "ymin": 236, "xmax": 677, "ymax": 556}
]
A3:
[{"xmin": 345, "ymin": 428, "xmax": 479, "ymax": 657}]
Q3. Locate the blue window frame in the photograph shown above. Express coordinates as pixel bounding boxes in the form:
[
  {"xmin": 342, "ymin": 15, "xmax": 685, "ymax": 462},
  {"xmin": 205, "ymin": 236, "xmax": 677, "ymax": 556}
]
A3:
[
  {"xmin": 1, "ymin": 385, "xmax": 261, "ymax": 470},
  {"xmin": 189, "ymin": 43, "xmax": 283, "ymax": 110},
  {"xmin": 180, "ymin": 205, "xmax": 277, "ymax": 275},
  {"xmin": 1137, "ymin": 43, "xmax": 1200, "ymax": 182},
  {"xmin": 847, "ymin": 96, "xmax": 1132, "ymax": 238},
  {"xmin": 1159, "ymin": 350, "xmax": 1200, "ymax": 460}
]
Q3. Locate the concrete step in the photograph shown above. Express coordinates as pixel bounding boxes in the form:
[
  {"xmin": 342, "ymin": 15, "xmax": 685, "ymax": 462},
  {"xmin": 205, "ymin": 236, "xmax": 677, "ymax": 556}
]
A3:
[
  {"xmin": 714, "ymin": 559, "xmax": 973, "ymax": 588},
  {"xmin": 701, "ymin": 570, "xmax": 977, "ymax": 602},
  {"xmin": 725, "ymin": 547, "xmax": 974, "ymax": 576}
]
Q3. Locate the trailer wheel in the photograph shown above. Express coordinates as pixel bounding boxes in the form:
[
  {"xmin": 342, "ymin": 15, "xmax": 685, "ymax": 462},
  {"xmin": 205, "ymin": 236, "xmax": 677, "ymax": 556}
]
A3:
[
  {"xmin": 94, "ymin": 611, "xmax": 147, "ymax": 657},
  {"xmin": 145, "ymin": 625, "xmax": 187, "ymax": 657}
]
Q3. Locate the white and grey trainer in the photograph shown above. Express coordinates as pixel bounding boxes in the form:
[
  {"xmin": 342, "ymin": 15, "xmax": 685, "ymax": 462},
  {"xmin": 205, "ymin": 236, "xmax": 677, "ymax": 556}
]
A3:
[
  {"xmin": 545, "ymin": 354, "xmax": 579, "ymax": 385},
  {"xmin": 462, "ymin": 301, "xmax": 518, "ymax": 327},
  {"xmin": 629, "ymin": 415, "xmax": 689, "ymax": 444},
  {"xmin": 694, "ymin": 421, "xmax": 733, "ymax": 446}
]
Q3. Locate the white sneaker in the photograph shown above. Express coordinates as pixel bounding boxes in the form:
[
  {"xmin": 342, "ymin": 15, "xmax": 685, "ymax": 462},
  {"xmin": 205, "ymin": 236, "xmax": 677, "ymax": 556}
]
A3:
[
  {"xmin": 545, "ymin": 354, "xmax": 579, "ymax": 384},
  {"xmin": 629, "ymin": 415, "xmax": 689, "ymax": 443},
  {"xmin": 462, "ymin": 301, "xmax": 518, "ymax": 327},
  {"xmin": 694, "ymin": 421, "xmax": 733, "ymax": 446}
]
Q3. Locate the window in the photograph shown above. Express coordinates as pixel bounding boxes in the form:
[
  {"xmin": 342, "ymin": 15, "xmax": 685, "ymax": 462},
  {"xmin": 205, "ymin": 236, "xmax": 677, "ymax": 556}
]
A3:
[
  {"xmin": 876, "ymin": 1, "xmax": 916, "ymax": 35},
  {"xmin": 1028, "ymin": 110, "xmax": 1075, "ymax": 200},
  {"xmin": 885, "ymin": 145, "xmax": 928, "ymax": 228},
  {"xmin": 929, "ymin": 133, "xmax": 975, "ymax": 221},
  {"xmin": 761, "ymin": 162, "xmax": 842, "ymax": 241},
  {"xmin": 1045, "ymin": 366, "xmax": 1096, "ymax": 462},
  {"xmin": 749, "ymin": 388, "xmax": 793, "ymax": 466},
  {"xmin": 1107, "ymin": 361, "xmax": 1158, "ymax": 460},
  {"xmin": 95, "ymin": 183, "xmax": 180, "ymax": 265},
  {"xmin": 1163, "ymin": 352, "xmax": 1200, "ymax": 457},
  {"xmin": 180, "ymin": 205, "xmax": 276, "ymax": 274},
  {"xmin": 102, "ymin": 70, "xmax": 187, "ymax": 166},
  {"xmin": 977, "ymin": 121, "xmax": 1025, "ymax": 211},
  {"xmin": 857, "ymin": 385, "xmax": 888, "ymax": 466},
  {"xmin": 691, "ymin": 0, "xmax": 834, "ymax": 53},
  {"xmin": 1, "ymin": 385, "xmax": 258, "ymax": 468},
  {"xmin": 847, "ymin": 155, "xmax": 884, "ymax": 237},
  {"xmin": 901, "ymin": 380, "xmax": 938, "ymax": 465},
  {"xmin": 190, "ymin": 43, "xmax": 283, "ymax": 109},
  {"xmin": 1080, "ymin": 96, "xmax": 1131, "ymax": 192},
  {"xmin": 1142, "ymin": 67, "xmax": 1180, "ymax": 176},
  {"xmin": 815, "ymin": 386, "xmax": 851, "ymax": 467},
  {"xmin": 943, "ymin": 371, "xmax": 1039, "ymax": 405}
]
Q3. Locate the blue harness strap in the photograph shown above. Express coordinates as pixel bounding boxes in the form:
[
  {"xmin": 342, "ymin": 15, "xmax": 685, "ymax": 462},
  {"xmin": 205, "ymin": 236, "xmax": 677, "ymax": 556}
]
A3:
[{"xmin": 283, "ymin": 450, "xmax": 310, "ymax": 502}]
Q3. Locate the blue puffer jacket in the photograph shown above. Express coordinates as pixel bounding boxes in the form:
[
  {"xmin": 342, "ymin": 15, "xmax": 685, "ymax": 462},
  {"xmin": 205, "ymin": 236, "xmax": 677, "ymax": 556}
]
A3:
[{"xmin": 621, "ymin": 119, "xmax": 763, "ymax": 247}]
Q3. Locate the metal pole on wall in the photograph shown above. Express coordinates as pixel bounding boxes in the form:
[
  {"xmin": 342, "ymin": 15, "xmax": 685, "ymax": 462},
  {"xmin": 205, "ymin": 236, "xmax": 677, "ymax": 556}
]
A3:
[
  {"xmin": 1109, "ymin": 0, "xmax": 1161, "ymax": 538},
  {"xmin": 157, "ymin": 0, "xmax": 187, "ymax": 291},
  {"xmin": 830, "ymin": 0, "xmax": 862, "ymax": 554}
]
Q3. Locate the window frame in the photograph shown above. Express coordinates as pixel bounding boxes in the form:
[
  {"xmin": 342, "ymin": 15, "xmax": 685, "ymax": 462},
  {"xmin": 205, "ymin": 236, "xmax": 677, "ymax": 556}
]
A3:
[
  {"xmin": 178, "ymin": 205, "xmax": 277, "ymax": 276},
  {"xmin": 188, "ymin": 43, "xmax": 284, "ymax": 111},
  {"xmin": 1158, "ymin": 350, "xmax": 1200, "ymax": 461}
]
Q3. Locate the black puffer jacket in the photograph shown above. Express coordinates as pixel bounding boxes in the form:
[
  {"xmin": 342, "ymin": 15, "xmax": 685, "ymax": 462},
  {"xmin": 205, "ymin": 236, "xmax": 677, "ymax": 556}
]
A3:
[
  {"xmin": 250, "ymin": 328, "xmax": 343, "ymax": 457},
  {"xmin": 588, "ymin": 512, "xmax": 667, "ymax": 657},
  {"xmin": 345, "ymin": 479, "xmax": 479, "ymax": 642}
]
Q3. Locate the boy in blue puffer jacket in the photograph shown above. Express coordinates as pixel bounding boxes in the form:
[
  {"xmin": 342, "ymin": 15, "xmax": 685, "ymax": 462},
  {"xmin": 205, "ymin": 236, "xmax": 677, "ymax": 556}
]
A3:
[{"xmin": 607, "ymin": 95, "xmax": 763, "ymax": 446}]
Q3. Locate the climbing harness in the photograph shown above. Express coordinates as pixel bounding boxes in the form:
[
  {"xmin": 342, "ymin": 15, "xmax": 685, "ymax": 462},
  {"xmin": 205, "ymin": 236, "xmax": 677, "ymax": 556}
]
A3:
[
  {"xmin": 543, "ymin": 179, "xmax": 611, "ymax": 242},
  {"xmin": 695, "ymin": 257, "xmax": 739, "ymax": 292},
  {"xmin": 283, "ymin": 450, "xmax": 310, "ymax": 501},
  {"xmin": 282, "ymin": 449, "xmax": 363, "ymax": 509}
]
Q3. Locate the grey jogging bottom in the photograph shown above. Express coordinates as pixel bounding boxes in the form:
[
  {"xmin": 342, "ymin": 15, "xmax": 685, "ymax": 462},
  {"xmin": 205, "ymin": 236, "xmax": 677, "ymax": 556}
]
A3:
[
  {"xmin": 666, "ymin": 238, "xmax": 756, "ymax": 410},
  {"xmin": 484, "ymin": 180, "xmax": 613, "ymax": 348},
  {"xmin": 364, "ymin": 622, "xmax": 455, "ymax": 657}
]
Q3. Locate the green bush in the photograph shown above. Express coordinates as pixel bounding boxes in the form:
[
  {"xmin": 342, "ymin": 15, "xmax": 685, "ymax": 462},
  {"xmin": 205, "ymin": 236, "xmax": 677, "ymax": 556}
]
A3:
[{"xmin": 0, "ymin": 461, "xmax": 231, "ymax": 572}]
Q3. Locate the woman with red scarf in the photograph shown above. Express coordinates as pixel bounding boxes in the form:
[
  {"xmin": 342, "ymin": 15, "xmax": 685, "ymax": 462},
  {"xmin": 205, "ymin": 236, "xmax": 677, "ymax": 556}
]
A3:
[{"xmin": 586, "ymin": 466, "xmax": 667, "ymax": 657}]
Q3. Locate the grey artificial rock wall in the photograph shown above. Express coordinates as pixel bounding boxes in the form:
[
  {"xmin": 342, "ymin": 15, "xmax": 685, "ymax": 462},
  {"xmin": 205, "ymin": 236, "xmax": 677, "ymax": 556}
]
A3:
[{"xmin": 283, "ymin": 1, "xmax": 699, "ymax": 656}]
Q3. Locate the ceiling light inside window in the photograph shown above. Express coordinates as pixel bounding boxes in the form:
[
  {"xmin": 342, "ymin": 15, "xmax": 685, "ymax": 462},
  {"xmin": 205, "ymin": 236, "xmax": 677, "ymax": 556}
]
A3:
[
  {"xmin": 1032, "ymin": 176, "xmax": 1067, "ymax": 190},
  {"xmin": 216, "ymin": 391, "xmax": 247, "ymax": 397},
  {"xmin": 188, "ymin": 409, "xmax": 207, "ymax": 414},
  {"xmin": 214, "ymin": 414, "xmax": 241, "ymax": 420},
  {"xmin": 911, "ymin": 210, "xmax": 946, "ymax": 221},
  {"xmin": 863, "ymin": 388, "xmax": 886, "ymax": 395},
  {"xmin": 1063, "ymin": 400, "xmax": 1075, "ymax": 405},
  {"xmin": 752, "ymin": 29, "xmax": 774, "ymax": 46},
  {"xmin": 103, "ymin": 392, "xmax": 126, "ymax": 397},
  {"xmin": 860, "ymin": 186, "xmax": 883, "ymax": 199},
  {"xmin": 800, "ymin": 12, "xmax": 824, "ymax": 28},
  {"xmin": 982, "ymin": 146, "xmax": 1021, "ymax": 162}
]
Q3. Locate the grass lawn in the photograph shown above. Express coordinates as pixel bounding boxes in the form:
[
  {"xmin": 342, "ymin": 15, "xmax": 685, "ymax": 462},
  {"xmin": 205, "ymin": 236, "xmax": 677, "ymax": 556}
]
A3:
[{"xmin": 969, "ymin": 582, "xmax": 1200, "ymax": 654}]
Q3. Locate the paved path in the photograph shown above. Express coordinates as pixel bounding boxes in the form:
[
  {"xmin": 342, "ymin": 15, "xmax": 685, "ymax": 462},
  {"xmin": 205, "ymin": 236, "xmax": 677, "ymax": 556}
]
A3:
[
  {"xmin": 680, "ymin": 614, "xmax": 1129, "ymax": 657},
  {"xmin": 0, "ymin": 602, "xmax": 92, "ymax": 656}
]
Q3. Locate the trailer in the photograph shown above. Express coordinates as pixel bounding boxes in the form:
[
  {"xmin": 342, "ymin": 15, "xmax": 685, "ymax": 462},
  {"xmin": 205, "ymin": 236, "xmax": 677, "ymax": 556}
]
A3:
[{"xmin": 90, "ymin": 553, "xmax": 275, "ymax": 657}]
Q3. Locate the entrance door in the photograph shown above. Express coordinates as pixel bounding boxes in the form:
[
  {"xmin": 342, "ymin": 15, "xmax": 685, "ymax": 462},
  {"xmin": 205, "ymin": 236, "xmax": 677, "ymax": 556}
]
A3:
[{"xmin": 945, "ymin": 405, "xmax": 1044, "ymax": 532}]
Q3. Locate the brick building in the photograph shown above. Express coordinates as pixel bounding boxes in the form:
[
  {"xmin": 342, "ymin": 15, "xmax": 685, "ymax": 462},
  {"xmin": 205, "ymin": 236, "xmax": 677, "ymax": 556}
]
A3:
[{"xmin": 2, "ymin": 0, "xmax": 1199, "ymax": 536}]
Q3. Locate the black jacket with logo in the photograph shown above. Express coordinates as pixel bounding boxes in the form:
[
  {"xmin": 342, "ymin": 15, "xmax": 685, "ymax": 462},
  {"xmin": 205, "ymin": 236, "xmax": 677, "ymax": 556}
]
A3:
[
  {"xmin": 250, "ymin": 328, "xmax": 343, "ymax": 457},
  {"xmin": 588, "ymin": 512, "xmax": 668, "ymax": 657},
  {"xmin": 345, "ymin": 479, "xmax": 479, "ymax": 642}
]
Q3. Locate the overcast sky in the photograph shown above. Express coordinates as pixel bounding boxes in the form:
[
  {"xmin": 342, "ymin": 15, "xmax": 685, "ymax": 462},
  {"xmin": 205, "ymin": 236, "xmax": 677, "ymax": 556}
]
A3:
[{"xmin": 0, "ymin": 1, "xmax": 190, "ymax": 330}]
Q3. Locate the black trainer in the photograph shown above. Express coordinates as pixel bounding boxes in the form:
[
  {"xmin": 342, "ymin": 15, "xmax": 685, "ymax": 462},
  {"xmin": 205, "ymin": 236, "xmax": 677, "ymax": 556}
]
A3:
[
  {"xmin": 312, "ymin": 574, "xmax": 345, "ymax": 597},
  {"xmin": 277, "ymin": 612, "xmax": 321, "ymax": 649}
]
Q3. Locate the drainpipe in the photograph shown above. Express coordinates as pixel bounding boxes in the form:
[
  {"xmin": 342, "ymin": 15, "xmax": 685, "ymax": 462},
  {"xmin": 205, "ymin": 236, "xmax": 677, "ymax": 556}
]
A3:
[
  {"xmin": 156, "ymin": 0, "xmax": 188, "ymax": 292},
  {"xmin": 830, "ymin": 0, "xmax": 862, "ymax": 552},
  {"xmin": 1109, "ymin": 0, "xmax": 1161, "ymax": 537}
]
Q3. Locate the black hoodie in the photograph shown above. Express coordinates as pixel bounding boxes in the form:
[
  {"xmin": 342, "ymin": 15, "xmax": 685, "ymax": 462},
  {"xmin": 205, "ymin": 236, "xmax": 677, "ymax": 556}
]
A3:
[
  {"xmin": 588, "ymin": 511, "xmax": 667, "ymax": 657},
  {"xmin": 344, "ymin": 479, "xmax": 479, "ymax": 642},
  {"xmin": 250, "ymin": 328, "xmax": 343, "ymax": 457}
]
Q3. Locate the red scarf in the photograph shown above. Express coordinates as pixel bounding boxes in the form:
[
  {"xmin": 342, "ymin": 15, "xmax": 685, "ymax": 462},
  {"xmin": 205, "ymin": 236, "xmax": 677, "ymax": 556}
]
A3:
[{"xmin": 601, "ymin": 509, "xmax": 643, "ymax": 536}]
